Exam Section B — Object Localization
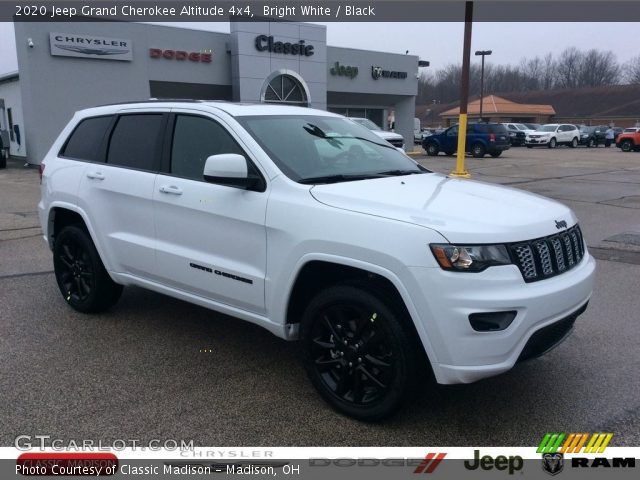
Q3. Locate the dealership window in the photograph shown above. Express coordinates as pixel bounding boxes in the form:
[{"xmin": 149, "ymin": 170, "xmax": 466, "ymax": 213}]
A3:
[
  {"xmin": 107, "ymin": 114, "xmax": 163, "ymax": 171},
  {"xmin": 263, "ymin": 74, "xmax": 307, "ymax": 106},
  {"xmin": 170, "ymin": 115, "xmax": 245, "ymax": 181},
  {"xmin": 7, "ymin": 108, "xmax": 14, "ymax": 141},
  {"xmin": 61, "ymin": 116, "xmax": 113, "ymax": 162},
  {"xmin": 327, "ymin": 107, "xmax": 384, "ymax": 129}
]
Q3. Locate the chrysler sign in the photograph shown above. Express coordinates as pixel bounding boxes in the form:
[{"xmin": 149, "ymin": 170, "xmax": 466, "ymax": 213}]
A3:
[{"xmin": 50, "ymin": 33, "xmax": 132, "ymax": 61}]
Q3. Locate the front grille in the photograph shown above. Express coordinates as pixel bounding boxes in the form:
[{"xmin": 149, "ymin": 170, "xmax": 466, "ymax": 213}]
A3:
[
  {"xmin": 388, "ymin": 139, "xmax": 404, "ymax": 148},
  {"xmin": 509, "ymin": 225, "xmax": 585, "ymax": 283},
  {"xmin": 517, "ymin": 302, "xmax": 588, "ymax": 362}
]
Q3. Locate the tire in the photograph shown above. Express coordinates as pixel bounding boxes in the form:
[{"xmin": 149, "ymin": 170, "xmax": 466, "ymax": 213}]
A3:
[
  {"xmin": 490, "ymin": 151, "xmax": 502, "ymax": 158},
  {"xmin": 471, "ymin": 143, "xmax": 486, "ymax": 158},
  {"xmin": 570, "ymin": 137, "xmax": 578, "ymax": 148},
  {"xmin": 53, "ymin": 225, "xmax": 123, "ymax": 313},
  {"xmin": 300, "ymin": 284, "xmax": 420, "ymax": 421},
  {"xmin": 548, "ymin": 138, "xmax": 557, "ymax": 149},
  {"xmin": 425, "ymin": 143, "xmax": 439, "ymax": 157},
  {"xmin": 620, "ymin": 140, "xmax": 633, "ymax": 152},
  {"xmin": 588, "ymin": 138, "xmax": 595, "ymax": 148}
]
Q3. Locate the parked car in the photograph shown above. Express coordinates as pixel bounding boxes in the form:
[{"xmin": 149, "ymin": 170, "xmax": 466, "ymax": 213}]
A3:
[
  {"xmin": 523, "ymin": 123, "xmax": 541, "ymax": 131},
  {"xmin": 616, "ymin": 127, "xmax": 640, "ymax": 152},
  {"xmin": 502, "ymin": 123, "xmax": 527, "ymax": 146},
  {"xmin": 38, "ymin": 101, "xmax": 595, "ymax": 420},
  {"xmin": 578, "ymin": 126, "xmax": 608, "ymax": 148},
  {"xmin": 350, "ymin": 117, "xmax": 405, "ymax": 151},
  {"xmin": 613, "ymin": 127, "xmax": 624, "ymax": 141},
  {"xmin": 525, "ymin": 124, "xmax": 580, "ymax": 148},
  {"xmin": 423, "ymin": 122, "xmax": 511, "ymax": 158}
]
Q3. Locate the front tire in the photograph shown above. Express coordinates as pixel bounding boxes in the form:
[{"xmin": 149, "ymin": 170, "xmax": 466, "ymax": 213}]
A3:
[
  {"xmin": 570, "ymin": 137, "xmax": 578, "ymax": 148},
  {"xmin": 548, "ymin": 138, "xmax": 557, "ymax": 149},
  {"xmin": 53, "ymin": 225, "xmax": 123, "ymax": 313},
  {"xmin": 300, "ymin": 284, "xmax": 419, "ymax": 420},
  {"xmin": 588, "ymin": 138, "xmax": 595, "ymax": 148},
  {"xmin": 620, "ymin": 140, "xmax": 633, "ymax": 152}
]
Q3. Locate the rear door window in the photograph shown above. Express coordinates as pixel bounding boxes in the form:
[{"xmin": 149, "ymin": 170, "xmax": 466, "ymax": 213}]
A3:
[
  {"xmin": 107, "ymin": 114, "xmax": 164, "ymax": 171},
  {"xmin": 61, "ymin": 116, "xmax": 113, "ymax": 161}
]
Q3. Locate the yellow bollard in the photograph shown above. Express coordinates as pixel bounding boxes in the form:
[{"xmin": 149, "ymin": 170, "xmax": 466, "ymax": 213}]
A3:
[{"xmin": 450, "ymin": 114, "xmax": 471, "ymax": 178}]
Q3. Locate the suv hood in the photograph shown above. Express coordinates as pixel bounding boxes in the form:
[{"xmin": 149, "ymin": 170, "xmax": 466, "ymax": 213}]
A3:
[{"xmin": 310, "ymin": 173, "xmax": 576, "ymax": 243}]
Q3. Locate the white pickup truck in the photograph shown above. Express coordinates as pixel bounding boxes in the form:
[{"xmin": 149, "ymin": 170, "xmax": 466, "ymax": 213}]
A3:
[{"xmin": 39, "ymin": 101, "xmax": 595, "ymax": 419}]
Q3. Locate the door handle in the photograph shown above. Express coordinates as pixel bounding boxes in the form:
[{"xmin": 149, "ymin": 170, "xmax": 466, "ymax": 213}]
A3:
[
  {"xmin": 86, "ymin": 171, "xmax": 105, "ymax": 180},
  {"xmin": 159, "ymin": 185, "xmax": 183, "ymax": 195}
]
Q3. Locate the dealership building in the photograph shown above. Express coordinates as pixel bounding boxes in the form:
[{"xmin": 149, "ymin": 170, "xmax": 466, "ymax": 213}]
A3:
[{"xmin": 0, "ymin": 21, "xmax": 420, "ymax": 165}]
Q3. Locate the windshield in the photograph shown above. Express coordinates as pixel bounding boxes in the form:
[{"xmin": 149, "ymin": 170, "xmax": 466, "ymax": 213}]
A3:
[
  {"xmin": 539, "ymin": 125, "xmax": 558, "ymax": 132},
  {"xmin": 349, "ymin": 117, "xmax": 381, "ymax": 131},
  {"xmin": 624, "ymin": 128, "xmax": 637, "ymax": 133},
  {"xmin": 237, "ymin": 115, "xmax": 426, "ymax": 183},
  {"xmin": 515, "ymin": 124, "xmax": 529, "ymax": 131},
  {"xmin": 580, "ymin": 127, "xmax": 593, "ymax": 133}
]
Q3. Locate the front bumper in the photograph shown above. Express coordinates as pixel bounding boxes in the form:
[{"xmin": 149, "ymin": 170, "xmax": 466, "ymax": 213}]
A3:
[
  {"xmin": 526, "ymin": 138, "xmax": 550, "ymax": 145},
  {"xmin": 406, "ymin": 253, "xmax": 596, "ymax": 384}
]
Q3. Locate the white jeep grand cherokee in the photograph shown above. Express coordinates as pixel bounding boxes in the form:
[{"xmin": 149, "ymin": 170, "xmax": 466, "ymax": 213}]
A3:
[{"xmin": 39, "ymin": 101, "xmax": 595, "ymax": 420}]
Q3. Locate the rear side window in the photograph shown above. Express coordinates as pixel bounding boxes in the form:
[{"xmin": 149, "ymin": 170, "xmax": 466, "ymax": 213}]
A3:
[
  {"xmin": 170, "ymin": 115, "xmax": 244, "ymax": 181},
  {"xmin": 61, "ymin": 116, "xmax": 112, "ymax": 161},
  {"xmin": 107, "ymin": 114, "xmax": 164, "ymax": 171},
  {"xmin": 488, "ymin": 124, "xmax": 507, "ymax": 134}
]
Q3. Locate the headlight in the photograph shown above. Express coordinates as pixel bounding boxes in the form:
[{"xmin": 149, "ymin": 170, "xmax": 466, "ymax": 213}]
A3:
[{"xmin": 430, "ymin": 244, "xmax": 512, "ymax": 272}]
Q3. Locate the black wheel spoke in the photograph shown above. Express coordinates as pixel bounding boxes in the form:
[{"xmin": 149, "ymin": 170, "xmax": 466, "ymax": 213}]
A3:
[
  {"xmin": 323, "ymin": 315, "xmax": 343, "ymax": 342},
  {"xmin": 334, "ymin": 368, "xmax": 351, "ymax": 397},
  {"xmin": 314, "ymin": 357, "xmax": 342, "ymax": 372},
  {"xmin": 352, "ymin": 369, "xmax": 364, "ymax": 404},
  {"xmin": 365, "ymin": 353, "xmax": 392, "ymax": 369},
  {"xmin": 312, "ymin": 337, "xmax": 335, "ymax": 349},
  {"xmin": 360, "ymin": 365, "xmax": 387, "ymax": 389}
]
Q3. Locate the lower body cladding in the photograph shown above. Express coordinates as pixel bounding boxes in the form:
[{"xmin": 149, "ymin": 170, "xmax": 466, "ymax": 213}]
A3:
[{"xmin": 407, "ymin": 253, "xmax": 596, "ymax": 384}]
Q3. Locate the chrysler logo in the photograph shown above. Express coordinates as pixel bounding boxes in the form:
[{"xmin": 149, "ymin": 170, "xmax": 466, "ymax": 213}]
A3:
[
  {"xmin": 54, "ymin": 44, "xmax": 129, "ymax": 56},
  {"xmin": 555, "ymin": 220, "xmax": 568, "ymax": 230}
]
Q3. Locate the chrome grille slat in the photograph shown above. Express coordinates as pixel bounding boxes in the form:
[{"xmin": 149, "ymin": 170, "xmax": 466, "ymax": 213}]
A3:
[{"xmin": 510, "ymin": 225, "xmax": 585, "ymax": 283}]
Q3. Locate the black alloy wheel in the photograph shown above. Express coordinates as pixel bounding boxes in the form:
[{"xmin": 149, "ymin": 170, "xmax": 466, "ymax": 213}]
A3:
[
  {"xmin": 300, "ymin": 284, "xmax": 419, "ymax": 420},
  {"xmin": 53, "ymin": 225, "xmax": 123, "ymax": 313},
  {"xmin": 471, "ymin": 143, "xmax": 486, "ymax": 158},
  {"xmin": 425, "ymin": 143, "xmax": 439, "ymax": 156}
]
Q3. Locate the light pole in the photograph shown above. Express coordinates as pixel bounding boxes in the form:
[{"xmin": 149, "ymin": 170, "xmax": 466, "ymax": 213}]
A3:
[{"xmin": 475, "ymin": 50, "xmax": 492, "ymax": 122}]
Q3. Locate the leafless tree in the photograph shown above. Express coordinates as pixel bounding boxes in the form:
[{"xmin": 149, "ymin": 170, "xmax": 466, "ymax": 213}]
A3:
[
  {"xmin": 555, "ymin": 47, "xmax": 583, "ymax": 88},
  {"xmin": 577, "ymin": 49, "xmax": 620, "ymax": 87},
  {"xmin": 624, "ymin": 55, "xmax": 640, "ymax": 84}
]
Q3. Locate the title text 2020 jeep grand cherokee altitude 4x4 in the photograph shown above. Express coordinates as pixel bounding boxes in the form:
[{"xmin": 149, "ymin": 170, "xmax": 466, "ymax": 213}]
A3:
[{"xmin": 39, "ymin": 101, "xmax": 595, "ymax": 420}]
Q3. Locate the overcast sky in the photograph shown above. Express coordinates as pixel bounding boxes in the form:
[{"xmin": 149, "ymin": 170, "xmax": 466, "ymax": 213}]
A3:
[{"xmin": 1, "ymin": 21, "xmax": 639, "ymax": 75}]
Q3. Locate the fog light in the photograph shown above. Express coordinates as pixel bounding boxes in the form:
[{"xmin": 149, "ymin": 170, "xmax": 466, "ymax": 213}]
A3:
[{"xmin": 469, "ymin": 311, "xmax": 517, "ymax": 331}]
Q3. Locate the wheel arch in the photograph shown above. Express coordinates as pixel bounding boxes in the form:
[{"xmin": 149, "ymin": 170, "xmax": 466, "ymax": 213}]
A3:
[
  {"xmin": 282, "ymin": 256, "xmax": 437, "ymax": 371},
  {"xmin": 47, "ymin": 203, "xmax": 113, "ymax": 271}
]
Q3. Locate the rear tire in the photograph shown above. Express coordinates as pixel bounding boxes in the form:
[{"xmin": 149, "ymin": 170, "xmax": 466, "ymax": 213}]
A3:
[
  {"xmin": 471, "ymin": 143, "xmax": 486, "ymax": 158},
  {"xmin": 620, "ymin": 140, "xmax": 633, "ymax": 152},
  {"xmin": 425, "ymin": 143, "xmax": 439, "ymax": 156},
  {"xmin": 300, "ymin": 284, "xmax": 420, "ymax": 420},
  {"xmin": 53, "ymin": 225, "xmax": 123, "ymax": 313}
]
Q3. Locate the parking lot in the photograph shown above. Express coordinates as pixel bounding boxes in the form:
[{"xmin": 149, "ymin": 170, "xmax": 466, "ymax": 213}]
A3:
[{"xmin": 1, "ymin": 145, "xmax": 639, "ymax": 447}]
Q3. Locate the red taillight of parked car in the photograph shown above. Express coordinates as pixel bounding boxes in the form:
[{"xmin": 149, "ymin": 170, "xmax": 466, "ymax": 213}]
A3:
[
  {"xmin": 39, "ymin": 163, "xmax": 45, "ymax": 184},
  {"xmin": 489, "ymin": 133, "xmax": 496, "ymax": 142}
]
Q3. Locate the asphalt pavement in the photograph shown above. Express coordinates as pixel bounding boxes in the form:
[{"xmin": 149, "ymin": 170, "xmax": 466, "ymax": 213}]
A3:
[{"xmin": 1, "ymin": 146, "xmax": 639, "ymax": 447}]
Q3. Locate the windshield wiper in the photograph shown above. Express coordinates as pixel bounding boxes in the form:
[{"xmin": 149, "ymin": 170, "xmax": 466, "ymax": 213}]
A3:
[
  {"xmin": 298, "ymin": 174, "xmax": 384, "ymax": 184},
  {"xmin": 376, "ymin": 169, "xmax": 428, "ymax": 176}
]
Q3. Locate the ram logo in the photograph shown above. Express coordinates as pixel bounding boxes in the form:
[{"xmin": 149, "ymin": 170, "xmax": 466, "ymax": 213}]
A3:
[{"xmin": 371, "ymin": 66, "xmax": 383, "ymax": 80}]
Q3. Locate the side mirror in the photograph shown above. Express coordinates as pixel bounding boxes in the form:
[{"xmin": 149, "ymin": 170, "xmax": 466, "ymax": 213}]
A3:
[{"xmin": 203, "ymin": 154, "xmax": 264, "ymax": 191}]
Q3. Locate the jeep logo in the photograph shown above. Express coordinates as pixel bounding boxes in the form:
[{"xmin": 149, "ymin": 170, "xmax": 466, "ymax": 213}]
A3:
[
  {"xmin": 464, "ymin": 450, "xmax": 523, "ymax": 474},
  {"xmin": 555, "ymin": 220, "xmax": 568, "ymax": 230}
]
